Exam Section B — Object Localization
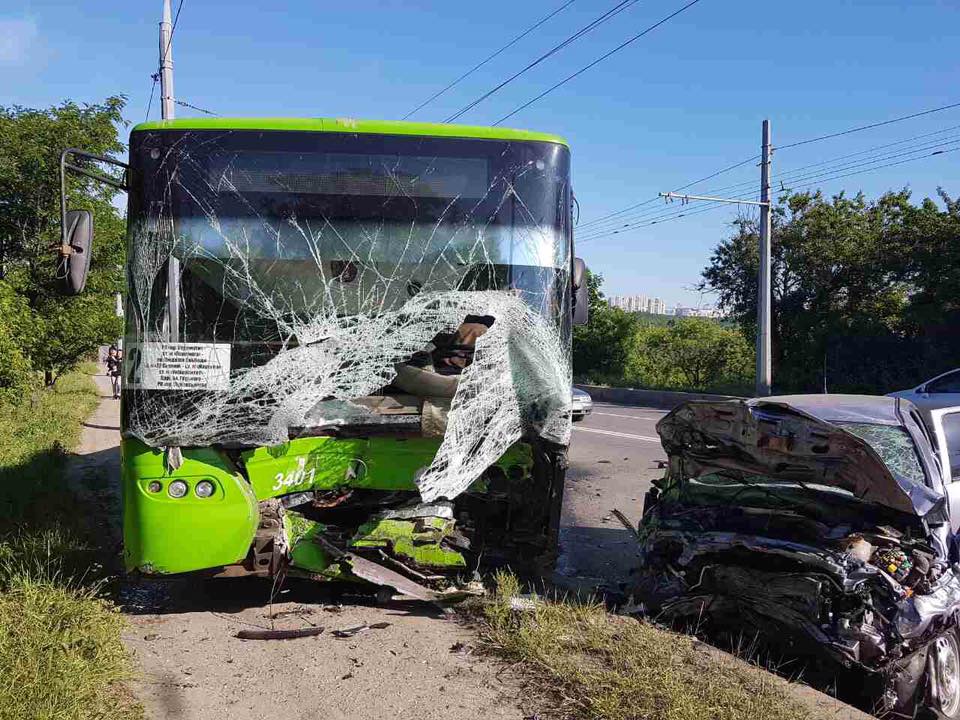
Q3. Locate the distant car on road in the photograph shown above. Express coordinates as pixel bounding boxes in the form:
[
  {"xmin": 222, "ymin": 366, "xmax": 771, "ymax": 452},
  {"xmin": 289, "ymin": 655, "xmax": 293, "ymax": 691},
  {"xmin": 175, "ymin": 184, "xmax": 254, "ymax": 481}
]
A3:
[
  {"xmin": 571, "ymin": 387, "xmax": 593, "ymax": 422},
  {"xmin": 889, "ymin": 368, "xmax": 960, "ymax": 423}
]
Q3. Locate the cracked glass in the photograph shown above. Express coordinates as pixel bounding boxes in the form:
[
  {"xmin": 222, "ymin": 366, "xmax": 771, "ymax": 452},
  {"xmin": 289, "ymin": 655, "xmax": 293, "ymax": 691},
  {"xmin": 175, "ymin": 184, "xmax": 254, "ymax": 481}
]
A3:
[
  {"xmin": 840, "ymin": 422, "xmax": 926, "ymax": 486},
  {"xmin": 121, "ymin": 128, "xmax": 572, "ymax": 501}
]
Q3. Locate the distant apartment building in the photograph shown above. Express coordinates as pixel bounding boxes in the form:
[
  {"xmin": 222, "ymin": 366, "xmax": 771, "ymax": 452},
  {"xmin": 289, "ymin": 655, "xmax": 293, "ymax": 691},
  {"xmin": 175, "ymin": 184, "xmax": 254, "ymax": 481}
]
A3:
[
  {"xmin": 674, "ymin": 305, "xmax": 723, "ymax": 319},
  {"xmin": 607, "ymin": 294, "xmax": 667, "ymax": 315}
]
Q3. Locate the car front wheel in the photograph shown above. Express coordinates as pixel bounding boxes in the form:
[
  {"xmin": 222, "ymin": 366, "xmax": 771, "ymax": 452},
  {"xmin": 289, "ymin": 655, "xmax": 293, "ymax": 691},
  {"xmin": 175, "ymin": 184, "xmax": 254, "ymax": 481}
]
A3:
[{"xmin": 929, "ymin": 630, "xmax": 960, "ymax": 719}]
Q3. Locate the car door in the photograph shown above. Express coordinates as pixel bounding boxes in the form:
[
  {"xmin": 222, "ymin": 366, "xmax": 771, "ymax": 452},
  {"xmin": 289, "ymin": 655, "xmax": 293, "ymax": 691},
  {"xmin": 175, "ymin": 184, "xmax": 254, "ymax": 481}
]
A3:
[
  {"xmin": 917, "ymin": 370, "xmax": 960, "ymax": 412},
  {"xmin": 930, "ymin": 407, "xmax": 960, "ymax": 532}
]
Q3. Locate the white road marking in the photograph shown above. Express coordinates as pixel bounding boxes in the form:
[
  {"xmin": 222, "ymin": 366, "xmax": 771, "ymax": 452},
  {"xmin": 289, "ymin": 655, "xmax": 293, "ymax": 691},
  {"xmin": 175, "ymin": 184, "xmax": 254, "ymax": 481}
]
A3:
[
  {"xmin": 573, "ymin": 426, "xmax": 661, "ymax": 443},
  {"xmin": 592, "ymin": 411, "xmax": 664, "ymax": 420}
]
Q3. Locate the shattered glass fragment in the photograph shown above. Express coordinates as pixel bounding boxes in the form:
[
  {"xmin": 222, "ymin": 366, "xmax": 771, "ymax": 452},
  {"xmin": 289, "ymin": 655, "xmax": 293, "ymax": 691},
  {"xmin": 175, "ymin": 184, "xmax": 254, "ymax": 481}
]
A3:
[{"xmin": 840, "ymin": 422, "xmax": 926, "ymax": 486}]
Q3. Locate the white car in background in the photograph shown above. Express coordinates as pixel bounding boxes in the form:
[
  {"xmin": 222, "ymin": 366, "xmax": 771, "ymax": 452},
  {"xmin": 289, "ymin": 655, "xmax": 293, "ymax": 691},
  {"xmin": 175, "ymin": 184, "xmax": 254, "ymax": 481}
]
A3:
[
  {"xmin": 571, "ymin": 387, "xmax": 593, "ymax": 422},
  {"xmin": 889, "ymin": 368, "xmax": 960, "ymax": 424}
]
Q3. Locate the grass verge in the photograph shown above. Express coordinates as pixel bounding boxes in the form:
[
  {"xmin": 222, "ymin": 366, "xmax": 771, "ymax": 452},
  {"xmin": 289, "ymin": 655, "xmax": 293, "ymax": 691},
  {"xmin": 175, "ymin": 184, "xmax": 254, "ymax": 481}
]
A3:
[
  {"xmin": 0, "ymin": 366, "xmax": 142, "ymax": 720},
  {"xmin": 471, "ymin": 572, "xmax": 811, "ymax": 720}
]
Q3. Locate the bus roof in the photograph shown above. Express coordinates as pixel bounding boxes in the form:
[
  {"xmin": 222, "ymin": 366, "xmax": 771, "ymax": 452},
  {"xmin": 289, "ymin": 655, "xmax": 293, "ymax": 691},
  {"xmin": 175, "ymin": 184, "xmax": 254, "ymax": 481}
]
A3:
[{"xmin": 131, "ymin": 117, "xmax": 568, "ymax": 147}]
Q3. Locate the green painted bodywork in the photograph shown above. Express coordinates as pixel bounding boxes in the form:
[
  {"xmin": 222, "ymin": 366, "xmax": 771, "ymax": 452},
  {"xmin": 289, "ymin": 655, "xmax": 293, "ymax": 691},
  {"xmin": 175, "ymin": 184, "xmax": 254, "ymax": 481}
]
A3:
[
  {"xmin": 284, "ymin": 514, "xmax": 343, "ymax": 577},
  {"xmin": 130, "ymin": 117, "xmax": 568, "ymax": 147},
  {"xmin": 242, "ymin": 435, "xmax": 533, "ymax": 501},
  {"xmin": 121, "ymin": 438, "xmax": 259, "ymax": 574},
  {"xmin": 122, "ymin": 434, "xmax": 534, "ymax": 576},
  {"xmin": 242, "ymin": 436, "xmax": 441, "ymax": 499},
  {"xmin": 350, "ymin": 517, "xmax": 465, "ymax": 568}
]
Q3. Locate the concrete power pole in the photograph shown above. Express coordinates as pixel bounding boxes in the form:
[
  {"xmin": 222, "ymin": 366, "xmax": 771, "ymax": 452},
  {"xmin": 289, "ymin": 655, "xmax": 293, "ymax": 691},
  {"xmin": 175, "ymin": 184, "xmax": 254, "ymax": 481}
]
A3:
[
  {"xmin": 756, "ymin": 120, "xmax": 772, "ymax": 396},
  {"xmin": 159, "ymin": 0, "xmax": 180, "ymax": 340},
  {"xmin": 160, "ymin": 0, "xmax": 175, "ymax": 121},
  {"xmin": 659, "ymin": 119, "xmax": 774, "ymax": 397}
]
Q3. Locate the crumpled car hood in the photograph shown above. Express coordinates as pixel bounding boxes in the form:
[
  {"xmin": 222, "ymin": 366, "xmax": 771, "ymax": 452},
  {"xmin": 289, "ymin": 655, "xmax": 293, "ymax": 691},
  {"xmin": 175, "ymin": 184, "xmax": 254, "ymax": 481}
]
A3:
[{"xmin": 656, "ymin": 399, "xmax": 944, "ymax": 517}]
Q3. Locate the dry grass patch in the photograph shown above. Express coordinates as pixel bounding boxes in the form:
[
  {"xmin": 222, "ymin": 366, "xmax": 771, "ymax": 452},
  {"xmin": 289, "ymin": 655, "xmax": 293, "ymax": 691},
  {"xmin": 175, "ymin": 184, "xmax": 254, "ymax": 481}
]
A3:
[{"xmin": 472, "ymin": 572, "xmax": 810, "ymax": 720}]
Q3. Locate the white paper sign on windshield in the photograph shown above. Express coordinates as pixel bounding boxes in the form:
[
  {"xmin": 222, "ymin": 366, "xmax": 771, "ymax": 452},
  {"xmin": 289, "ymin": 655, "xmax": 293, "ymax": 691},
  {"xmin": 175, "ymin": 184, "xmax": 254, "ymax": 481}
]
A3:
[{"xmin": 125, "ymin": 342, "xmax": 231, "ymax": 390}]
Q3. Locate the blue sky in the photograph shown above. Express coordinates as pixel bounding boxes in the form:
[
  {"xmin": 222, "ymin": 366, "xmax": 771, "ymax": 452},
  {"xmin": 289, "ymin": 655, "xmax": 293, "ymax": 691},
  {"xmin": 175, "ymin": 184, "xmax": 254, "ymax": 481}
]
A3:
[{"xmin": 2, "ymin": 0, "xmax": 958, "ymax": 307}]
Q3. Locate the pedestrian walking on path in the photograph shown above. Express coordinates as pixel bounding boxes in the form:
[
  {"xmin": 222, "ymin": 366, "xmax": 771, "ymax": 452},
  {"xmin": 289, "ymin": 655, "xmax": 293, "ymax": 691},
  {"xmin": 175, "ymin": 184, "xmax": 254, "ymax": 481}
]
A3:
[{"xmin": 106, "ymin": 346, "xmax": 122, "ymax": 399}]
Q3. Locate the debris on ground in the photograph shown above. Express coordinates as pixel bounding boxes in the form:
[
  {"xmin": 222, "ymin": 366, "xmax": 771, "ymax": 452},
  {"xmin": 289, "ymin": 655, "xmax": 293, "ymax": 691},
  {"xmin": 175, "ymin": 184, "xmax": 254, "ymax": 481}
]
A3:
[
  {"xmin": 235, "ymin": 626, "xmax": 325, "ymax": 640},
  {"xmin": 611, "ymin": 509, "xmax": 640, "ymax": 539},
  {"xmin": 332, "ymin": 622, "xmax": 391, "ymax": 639}
]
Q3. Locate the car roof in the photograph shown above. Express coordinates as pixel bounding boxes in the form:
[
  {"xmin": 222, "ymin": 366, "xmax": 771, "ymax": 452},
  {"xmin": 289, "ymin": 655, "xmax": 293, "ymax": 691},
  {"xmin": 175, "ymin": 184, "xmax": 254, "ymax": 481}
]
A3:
[{"xmin": 749, "ymin": 394, "xmax": 913, "ymax": 426}]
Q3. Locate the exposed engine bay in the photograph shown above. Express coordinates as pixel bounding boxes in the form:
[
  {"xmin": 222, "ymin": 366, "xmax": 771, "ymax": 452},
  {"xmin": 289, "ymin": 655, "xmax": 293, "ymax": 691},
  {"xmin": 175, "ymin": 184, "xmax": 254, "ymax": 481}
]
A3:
[{"xmin": 635, "ymin": 396, "xmax": 960, "ymax": 716}]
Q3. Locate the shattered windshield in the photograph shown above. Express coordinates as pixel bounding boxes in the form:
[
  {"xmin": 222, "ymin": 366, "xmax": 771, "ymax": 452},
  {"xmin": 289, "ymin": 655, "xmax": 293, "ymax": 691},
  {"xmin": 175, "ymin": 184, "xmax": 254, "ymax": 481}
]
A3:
[
  {"xmin": 121, "ymin": 128, "xmax": 572, "ymax": 501},
  {"xmin": 839, "ymin": 422, "xmax": 926, "ymax": 486}
]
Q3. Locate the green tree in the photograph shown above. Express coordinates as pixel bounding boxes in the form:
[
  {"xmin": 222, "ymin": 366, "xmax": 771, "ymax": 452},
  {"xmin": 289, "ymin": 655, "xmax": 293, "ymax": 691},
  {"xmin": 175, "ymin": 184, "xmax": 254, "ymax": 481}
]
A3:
[
  {"xmin": 625, "ymin": 318, "xmax": 753, "ymax": 392},
  {"xmin": 572, "ymin": 271, "xmax": 639, "ymax": 383},
  {"xmin": 0, "ymin": 281, "xmax": 35, "ymax": 403},
  {"xmin": 700, "ymin": 189, "xmax": 960, "ymax": 393},
  {"xmin": 0, "ymin": 98, "xmax": 126, "ymax": 386}
]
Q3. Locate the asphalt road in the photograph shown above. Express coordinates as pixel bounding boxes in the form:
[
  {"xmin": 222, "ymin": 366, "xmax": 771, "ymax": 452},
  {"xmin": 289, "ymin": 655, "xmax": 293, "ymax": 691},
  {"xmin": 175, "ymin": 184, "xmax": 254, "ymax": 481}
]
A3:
[{"xmin": 556, "ymin": 401, "xmax": 670, "ymax": 593}]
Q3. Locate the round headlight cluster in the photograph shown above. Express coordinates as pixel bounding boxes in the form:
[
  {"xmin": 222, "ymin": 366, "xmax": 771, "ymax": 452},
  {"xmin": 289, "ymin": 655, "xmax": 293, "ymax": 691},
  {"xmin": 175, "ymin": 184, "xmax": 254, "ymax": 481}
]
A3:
[
  {"xmin": 167, "ymin": 480, "xmax": 189, "ymax": 499},
  {"xmin": 195, "ymin": 480, "xmax": 215, "ymax": 498},
  {"xmin": 149, "ymin": 479, "xmax": 216, "ymax": 499}
]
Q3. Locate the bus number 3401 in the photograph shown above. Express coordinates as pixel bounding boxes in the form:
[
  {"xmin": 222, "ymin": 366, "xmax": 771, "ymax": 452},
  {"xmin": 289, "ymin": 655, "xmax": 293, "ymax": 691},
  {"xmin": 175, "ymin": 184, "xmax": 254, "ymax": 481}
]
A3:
[{"xmin": 272, "ymin": 457, "xmax": 316, "ymax": 492}]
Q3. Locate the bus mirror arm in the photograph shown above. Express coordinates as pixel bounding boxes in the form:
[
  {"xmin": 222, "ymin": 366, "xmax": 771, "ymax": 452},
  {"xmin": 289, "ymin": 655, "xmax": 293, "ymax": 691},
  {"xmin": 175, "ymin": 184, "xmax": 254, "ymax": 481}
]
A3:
[{"xmin": 57, "ymin": 148, "xmax": 129, "ymax": 295}]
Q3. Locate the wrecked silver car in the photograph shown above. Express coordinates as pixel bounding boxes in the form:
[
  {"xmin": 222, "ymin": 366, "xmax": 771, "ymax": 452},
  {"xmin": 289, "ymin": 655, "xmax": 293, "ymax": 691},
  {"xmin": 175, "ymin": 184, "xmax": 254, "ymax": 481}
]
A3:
[{"xmin": 636, "ymin": 395, "xmax": 960, "ymax": 717}]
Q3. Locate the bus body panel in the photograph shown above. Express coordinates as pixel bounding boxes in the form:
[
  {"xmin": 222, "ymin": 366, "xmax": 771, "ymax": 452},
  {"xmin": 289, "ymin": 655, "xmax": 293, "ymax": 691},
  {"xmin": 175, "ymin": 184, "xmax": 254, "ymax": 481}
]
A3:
[{"xmin": 121, "ymin": 438, "xmax": 259, "ymax": 574}]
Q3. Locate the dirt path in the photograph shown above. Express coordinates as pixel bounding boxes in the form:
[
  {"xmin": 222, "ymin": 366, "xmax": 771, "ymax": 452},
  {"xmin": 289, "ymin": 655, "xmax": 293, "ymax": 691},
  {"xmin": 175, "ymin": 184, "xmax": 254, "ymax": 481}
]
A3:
[{"xmin": 74, "ymin": 368, "xmax": 528, "ymax": 720}]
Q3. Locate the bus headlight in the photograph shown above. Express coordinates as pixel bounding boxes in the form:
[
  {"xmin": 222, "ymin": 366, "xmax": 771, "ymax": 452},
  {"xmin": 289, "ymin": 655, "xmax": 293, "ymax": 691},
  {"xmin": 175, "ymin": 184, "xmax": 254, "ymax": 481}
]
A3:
[
  {"xmin": 147, "ymin": 481, "xmax": 163, "ymax": 493},
  {"xmin": 168, "ymin": 480, "xmax": 189, "ymax": 498},
  {"xmin": 195, "ymin": 480, "xmax": 215, "ymax": 498}
]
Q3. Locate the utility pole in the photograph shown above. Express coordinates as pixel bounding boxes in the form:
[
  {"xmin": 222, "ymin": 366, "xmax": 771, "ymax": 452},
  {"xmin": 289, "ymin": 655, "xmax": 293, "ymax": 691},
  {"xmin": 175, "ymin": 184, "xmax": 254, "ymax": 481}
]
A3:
[
  {"xmin": 757, "ymin": 119, "xmax": 772, "ymax": 396},
  {"xmin": 658, "ymin": 119, "xmax": 774, "ymax": 397},
  {"xmin": 159, "ymin": 0, "xmax": 175, "ymax": 121},
  {"xmin": 159, "ymin": 0, "xmax": 180, "ymax": 340}
]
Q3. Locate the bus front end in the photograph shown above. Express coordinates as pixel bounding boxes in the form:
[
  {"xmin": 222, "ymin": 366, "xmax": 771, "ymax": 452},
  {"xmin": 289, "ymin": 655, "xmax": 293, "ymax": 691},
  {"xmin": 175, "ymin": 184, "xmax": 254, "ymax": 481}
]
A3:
[{"xmin": 120, "ymin": 118, "xmax": 577, "ymax": 589}]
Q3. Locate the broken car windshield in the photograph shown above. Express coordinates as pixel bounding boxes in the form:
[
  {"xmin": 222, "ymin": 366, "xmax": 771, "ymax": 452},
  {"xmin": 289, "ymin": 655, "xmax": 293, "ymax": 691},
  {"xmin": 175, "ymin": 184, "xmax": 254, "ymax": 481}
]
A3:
[{"xmin": 839, "ymin": 422, "xmax": 926, "ymax": 486}]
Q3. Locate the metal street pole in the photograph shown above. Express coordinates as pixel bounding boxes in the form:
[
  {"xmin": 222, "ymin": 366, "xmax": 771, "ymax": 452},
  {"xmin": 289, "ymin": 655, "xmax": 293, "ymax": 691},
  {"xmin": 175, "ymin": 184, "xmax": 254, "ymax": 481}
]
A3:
[
  {"xmin": 756, "ymin": 119, "xmax": 772, "ymax": 396},
  {"xmin": 159, "ymin": 0, "xmax": 180, "ymax": 340}
]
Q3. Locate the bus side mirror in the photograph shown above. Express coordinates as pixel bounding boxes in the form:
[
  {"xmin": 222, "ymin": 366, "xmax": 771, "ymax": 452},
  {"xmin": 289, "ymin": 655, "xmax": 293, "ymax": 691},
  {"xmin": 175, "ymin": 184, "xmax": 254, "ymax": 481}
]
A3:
[
  {"xmin": 572, "ymin": 257, "xmax": 589, "ymax": 326},
  {"xmin": 59, "ymin": 210, "xmax": 94, "ymax": 295},
  {"xmin": 56, "ymin": 148, "xmax": 129, "ymax": 295}
]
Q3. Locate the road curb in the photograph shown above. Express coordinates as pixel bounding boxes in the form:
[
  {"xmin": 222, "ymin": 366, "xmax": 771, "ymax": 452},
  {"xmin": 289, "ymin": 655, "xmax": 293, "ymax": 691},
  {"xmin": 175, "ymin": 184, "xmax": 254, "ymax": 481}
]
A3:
[{"xmin": 574, "ymin": 384, "xmax": 745, "ymax": 410}]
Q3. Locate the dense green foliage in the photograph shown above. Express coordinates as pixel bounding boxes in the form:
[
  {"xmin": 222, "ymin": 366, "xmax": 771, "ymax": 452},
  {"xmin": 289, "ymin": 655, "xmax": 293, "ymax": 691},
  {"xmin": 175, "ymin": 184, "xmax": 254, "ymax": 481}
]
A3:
[
  {"xmin": 572, "ymin": 272, "xmax": 641, "ymax": 384},
  {"xmin": 0, "ymin": 98, "xmax": 126, "ymax": 391},
  {"xmin": 700, "ymin": 189, "xmax": 960, "ymax": 393},
  {"xmin": 626, "ymin": 319, "xmax": 753, "ymax": 394},
  {"xmin": 573, "ymin": 271, "xmax": 753, "ymax": 392}
]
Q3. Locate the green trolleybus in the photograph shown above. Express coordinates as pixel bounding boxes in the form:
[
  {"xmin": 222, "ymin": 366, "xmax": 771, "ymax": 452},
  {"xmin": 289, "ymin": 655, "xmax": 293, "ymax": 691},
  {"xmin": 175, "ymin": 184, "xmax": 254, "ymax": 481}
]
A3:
[{"xmin": 59, "ymin": 117, "xmax": 587, "ymax": 595}]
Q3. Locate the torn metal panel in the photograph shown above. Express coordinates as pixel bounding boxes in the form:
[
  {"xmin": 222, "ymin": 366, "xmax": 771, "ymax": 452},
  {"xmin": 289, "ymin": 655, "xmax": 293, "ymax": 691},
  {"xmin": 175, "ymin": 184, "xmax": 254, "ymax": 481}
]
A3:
[
  {"xmin": 312, "ymin": 535, "xmax": 442, "ymax": 603},
  {"xmin": 350, "ymin": 514, "xmax": 466, "ymax": 569},
  {"xmin": 380, "ymin": 501, "xmax": 455, "ymax": 521},
  {"xmin": 656, "ymin": 396, "xmax": 943, "ymax": 516}
]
